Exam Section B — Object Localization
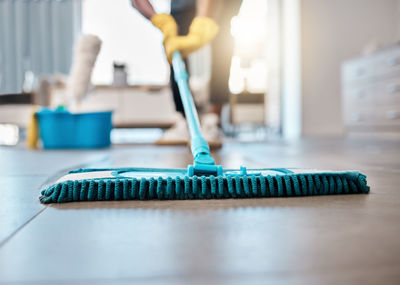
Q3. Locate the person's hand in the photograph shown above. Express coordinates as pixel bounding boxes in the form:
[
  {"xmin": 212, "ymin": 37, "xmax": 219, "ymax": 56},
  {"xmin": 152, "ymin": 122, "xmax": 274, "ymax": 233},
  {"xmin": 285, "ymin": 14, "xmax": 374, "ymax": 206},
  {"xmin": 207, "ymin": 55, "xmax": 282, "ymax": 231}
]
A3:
[
  {"xmin": 150, "ymin": 13, "xmax": 178, "ymax": 45},
  {"xmin": 165, "ymin": 16, "xmax": 219, "ymax": 63}
]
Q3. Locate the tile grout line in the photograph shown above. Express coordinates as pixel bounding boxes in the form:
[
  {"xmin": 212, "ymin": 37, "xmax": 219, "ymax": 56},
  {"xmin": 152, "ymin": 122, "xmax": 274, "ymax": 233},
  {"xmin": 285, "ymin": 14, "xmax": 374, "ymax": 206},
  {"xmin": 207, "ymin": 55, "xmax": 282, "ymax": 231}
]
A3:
[
  {"xmin": 0, "ymin": 153, "xmax": 109, "ymax": 250},
  {"xmin": 0, "ymin": 207, "xmax": 47, "ymax": 249}
]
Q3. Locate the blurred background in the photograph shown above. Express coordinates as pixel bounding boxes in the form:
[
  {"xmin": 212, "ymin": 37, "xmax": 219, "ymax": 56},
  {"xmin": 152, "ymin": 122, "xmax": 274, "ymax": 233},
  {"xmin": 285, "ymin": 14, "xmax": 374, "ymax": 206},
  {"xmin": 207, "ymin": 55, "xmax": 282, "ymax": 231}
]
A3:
[{"xmin": 1, "ymin": 0, "xmax": 400, "ymax": 146}]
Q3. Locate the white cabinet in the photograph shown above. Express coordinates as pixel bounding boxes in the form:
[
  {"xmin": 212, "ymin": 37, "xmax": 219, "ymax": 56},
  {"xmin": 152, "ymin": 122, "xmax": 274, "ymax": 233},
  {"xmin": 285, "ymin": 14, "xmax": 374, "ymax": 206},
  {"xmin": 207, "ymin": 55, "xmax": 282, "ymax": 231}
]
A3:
[{"xmin": 342, "ymin": 45, "xmax": 400, "ymax": 132}]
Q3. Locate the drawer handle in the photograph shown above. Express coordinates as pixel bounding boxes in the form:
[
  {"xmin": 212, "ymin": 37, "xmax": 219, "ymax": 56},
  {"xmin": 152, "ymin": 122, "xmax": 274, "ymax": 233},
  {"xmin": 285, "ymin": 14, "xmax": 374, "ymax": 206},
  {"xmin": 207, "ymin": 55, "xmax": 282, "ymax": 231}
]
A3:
[
  {"xmin": 351, "ymin": 114, "xmax": 362, "ymax": 122},
  {"xmin": 387, "ymin": 57, "xmax": 400, "ymax": 67},
  {"xmin": 352, "ymin": 90, "xmax": 365, "ymax": 99},
  {"xmin": 355, "ymin": 68, "xmax": 365, "ymax": 76},
  {"xmin": 387, "ymin": 84, "xmax": 400, "ymax": 94},
  {"xmin": 386, "ymin": 110, "xmax": 400, "ymax": 120}
]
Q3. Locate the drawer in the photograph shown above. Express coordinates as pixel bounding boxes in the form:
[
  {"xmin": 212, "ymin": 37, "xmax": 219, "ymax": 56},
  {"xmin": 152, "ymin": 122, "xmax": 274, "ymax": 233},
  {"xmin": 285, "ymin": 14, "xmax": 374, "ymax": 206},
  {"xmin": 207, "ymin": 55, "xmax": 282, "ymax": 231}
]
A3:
[
  {"xmin": 374, "ymin": 78, "xmax": 400, "ymax": 106},
  {"xmin": 343, "ymin": 105, "xmax": 375, "ymax": 126},
  {"xmin": 344, "ymin": 105, "xmax": 400, "ymax": 127},
  {"xmin": 342, "ymin": 57, "xmax": 378, "ymax": 82},
  {"xmin": 375, "ymin": 48, "xmax": 400, "ymax": 78},
  {"xmin": 342, "ymin": 46, "xmax": 400, "ymax": 83},
  {"xmin": 343, "ymin": 78, "xmax": 400, "ymax": 108},
  {"xmin": 371, "ymin": 107, "xmax": 400, "ymax": 127},
  {"xmin": 342, "ymin": 83, "xmax": 376, "ymax": 106}
]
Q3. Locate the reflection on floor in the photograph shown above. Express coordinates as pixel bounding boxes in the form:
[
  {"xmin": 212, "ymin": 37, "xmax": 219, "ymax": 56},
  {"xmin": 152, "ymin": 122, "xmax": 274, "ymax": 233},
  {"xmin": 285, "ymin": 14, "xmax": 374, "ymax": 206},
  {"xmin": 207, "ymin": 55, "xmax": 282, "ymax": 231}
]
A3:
[
  {"xmin": 110, "ymin": 126, "xmax": 274, "ymax": 145},
  {"xmin": 111, "ymin": 128, "xmax": 164, "ymax": 144},
  {"xmin": 0, "ymin": 135, "xmax": 399, "ymax": 284}
]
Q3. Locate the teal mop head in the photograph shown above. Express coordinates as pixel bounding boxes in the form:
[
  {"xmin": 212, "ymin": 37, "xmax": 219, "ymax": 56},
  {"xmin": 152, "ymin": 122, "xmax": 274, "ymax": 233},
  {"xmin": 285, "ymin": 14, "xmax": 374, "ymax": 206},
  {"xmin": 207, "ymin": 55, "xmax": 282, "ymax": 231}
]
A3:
[
  {"xmin": 39, "ymin": 168, "xmax": 369, "ymax": 203},
  {"xmin": 39, "ymin": 52, "xmax": 369, "ymax": 203}
]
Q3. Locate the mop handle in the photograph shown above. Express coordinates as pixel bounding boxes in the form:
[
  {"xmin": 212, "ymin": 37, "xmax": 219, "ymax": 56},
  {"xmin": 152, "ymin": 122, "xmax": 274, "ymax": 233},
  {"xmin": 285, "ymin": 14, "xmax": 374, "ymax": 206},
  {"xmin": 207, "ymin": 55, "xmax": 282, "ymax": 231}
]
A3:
[{"xmin": 172, "ymin": 52, "xmax": 216, "ymax": 170}]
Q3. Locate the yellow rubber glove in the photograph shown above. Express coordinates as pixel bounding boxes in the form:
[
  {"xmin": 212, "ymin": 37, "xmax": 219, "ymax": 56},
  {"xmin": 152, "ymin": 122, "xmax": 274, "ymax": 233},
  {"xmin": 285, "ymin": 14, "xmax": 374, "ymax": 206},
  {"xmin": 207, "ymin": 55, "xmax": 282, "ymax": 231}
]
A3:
[
  {"xmin": 165, "ymin": 17, "xmax": 219, "ymax": 63},
  {"xmin": 150, "ymin": 13, "xmax": 178, "ymax": 45}
]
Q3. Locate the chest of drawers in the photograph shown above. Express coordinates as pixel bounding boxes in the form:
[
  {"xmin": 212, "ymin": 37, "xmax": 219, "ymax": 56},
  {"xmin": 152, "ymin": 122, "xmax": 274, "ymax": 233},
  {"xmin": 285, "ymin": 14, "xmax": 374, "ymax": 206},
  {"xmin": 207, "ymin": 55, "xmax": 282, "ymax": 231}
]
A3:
[{"xmin": 342, "ymin": 45, "xmax": 400, "ymax": 132}]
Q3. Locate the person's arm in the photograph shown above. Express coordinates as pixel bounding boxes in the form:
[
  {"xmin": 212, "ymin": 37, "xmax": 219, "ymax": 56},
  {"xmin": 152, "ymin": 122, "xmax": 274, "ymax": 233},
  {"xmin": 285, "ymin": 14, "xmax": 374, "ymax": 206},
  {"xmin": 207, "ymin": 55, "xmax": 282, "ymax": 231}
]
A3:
[
  {"xmin": 164, "ymin": 0, "xmax": 219, "ymax": 62},
  {"xmin": 196, "ymin": 0, "xmax": 213, "ymax": 17},
  {"xmin": 130, "ymin": 0, "xmax": 155, "ymax": 19},
  {"xmin": 130, "ymin": 0, "xmax": 177, "ymax": 47}
]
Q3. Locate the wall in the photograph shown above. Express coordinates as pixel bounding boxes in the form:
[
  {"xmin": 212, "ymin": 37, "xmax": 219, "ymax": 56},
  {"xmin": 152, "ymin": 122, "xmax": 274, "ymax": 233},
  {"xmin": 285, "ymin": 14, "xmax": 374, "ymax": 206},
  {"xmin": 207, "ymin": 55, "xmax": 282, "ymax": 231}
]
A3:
[
  {"xmin": 82, "ymin": 0, "xmax": 170, "ymax": 85},
  {"xmin": 301, "ymin": 0, "xmax": 400, "ymax": 136}
]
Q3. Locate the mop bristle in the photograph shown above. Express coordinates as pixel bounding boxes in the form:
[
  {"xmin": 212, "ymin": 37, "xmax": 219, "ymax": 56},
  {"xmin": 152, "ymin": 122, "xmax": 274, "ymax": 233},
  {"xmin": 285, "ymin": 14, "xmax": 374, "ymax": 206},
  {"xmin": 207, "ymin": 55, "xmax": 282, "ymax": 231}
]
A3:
[{"xmin": 39, "ymin": 171, "xmax": 369, "ymax": 204}]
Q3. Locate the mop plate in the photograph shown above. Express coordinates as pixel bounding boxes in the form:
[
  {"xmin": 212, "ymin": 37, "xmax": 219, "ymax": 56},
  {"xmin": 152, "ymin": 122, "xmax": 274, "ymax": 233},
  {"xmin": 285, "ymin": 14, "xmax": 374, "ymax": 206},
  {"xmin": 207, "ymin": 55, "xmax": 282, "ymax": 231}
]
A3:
[{"xmin": 39, "ymin": 167, "xmax": 369, "ymax": 203}]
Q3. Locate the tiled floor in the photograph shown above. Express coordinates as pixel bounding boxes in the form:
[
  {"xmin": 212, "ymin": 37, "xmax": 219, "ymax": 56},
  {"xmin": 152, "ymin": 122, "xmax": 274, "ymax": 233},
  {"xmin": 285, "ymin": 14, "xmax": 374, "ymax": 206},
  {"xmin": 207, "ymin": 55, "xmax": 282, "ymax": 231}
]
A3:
[{"xmin": 0, "ymin": 136, "xmax": 399, "ymax": 284}]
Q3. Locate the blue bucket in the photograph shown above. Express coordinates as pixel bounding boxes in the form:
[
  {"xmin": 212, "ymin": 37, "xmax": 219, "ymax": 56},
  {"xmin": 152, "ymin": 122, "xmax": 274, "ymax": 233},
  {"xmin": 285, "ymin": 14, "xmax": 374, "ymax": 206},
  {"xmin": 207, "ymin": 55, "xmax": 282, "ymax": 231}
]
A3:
[{"xmin": 36, "ymin": 108, "xmax": 112, "ymax": 149}]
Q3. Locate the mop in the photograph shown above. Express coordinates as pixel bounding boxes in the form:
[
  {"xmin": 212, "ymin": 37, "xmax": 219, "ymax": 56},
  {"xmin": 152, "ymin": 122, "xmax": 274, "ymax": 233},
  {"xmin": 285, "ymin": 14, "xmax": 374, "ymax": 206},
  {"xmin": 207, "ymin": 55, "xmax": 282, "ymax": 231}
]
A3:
[{"xmin": 39, "ymin": 52, "xmax": 369, "ymax": 203}]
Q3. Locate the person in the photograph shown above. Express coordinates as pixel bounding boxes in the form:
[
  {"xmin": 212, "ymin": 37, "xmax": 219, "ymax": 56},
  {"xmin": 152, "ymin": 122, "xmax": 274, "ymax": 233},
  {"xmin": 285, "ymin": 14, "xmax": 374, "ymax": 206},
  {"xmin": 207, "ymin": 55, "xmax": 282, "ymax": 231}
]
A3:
[{"xmin": 131, "ymin": 0, "xmax": 241, "ymax": 147}]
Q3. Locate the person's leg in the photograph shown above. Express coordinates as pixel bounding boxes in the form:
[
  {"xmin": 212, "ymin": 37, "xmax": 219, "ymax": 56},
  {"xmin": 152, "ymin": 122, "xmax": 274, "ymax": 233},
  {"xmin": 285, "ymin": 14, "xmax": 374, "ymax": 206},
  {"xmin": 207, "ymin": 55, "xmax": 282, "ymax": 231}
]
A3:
[
  {"xmin": 209, "ymin": 0, "xmax": 242, "ymax": 115},
  {"xmin": 199, "ymin": 0, "xmax": 241, "ymax": 147},
  {"xmin": 156, "ymin": 4, "xmax": 195, "ymax": 145},
  {"xmin": 170, "ymin": 5, "xmax": 196, "ymax": 116}
]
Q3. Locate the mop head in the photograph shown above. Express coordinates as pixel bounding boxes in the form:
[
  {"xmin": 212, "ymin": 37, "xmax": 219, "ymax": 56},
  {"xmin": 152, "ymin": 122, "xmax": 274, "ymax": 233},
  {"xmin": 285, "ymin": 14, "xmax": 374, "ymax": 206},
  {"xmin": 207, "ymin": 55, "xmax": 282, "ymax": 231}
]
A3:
[{"xmin": 39, "ymin": 168, "xmax": 369, "ymax": 203}]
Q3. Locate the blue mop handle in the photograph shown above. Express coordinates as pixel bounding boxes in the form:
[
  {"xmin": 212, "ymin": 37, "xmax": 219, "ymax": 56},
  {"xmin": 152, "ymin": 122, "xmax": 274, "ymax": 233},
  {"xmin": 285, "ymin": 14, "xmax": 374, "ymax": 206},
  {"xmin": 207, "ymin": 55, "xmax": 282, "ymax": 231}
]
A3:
[{"xmin": 172, "ymin": 52, "xmax": 218, "ymax": 172}]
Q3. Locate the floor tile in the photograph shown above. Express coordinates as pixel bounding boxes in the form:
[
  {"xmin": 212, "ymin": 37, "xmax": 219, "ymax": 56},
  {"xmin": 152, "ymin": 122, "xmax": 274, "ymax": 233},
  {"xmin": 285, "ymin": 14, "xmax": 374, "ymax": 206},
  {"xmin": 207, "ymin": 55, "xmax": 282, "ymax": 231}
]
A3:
[
  {"xmin": 0, "ymin": 138, "xmax": 399, "ymax": 284},
  {"xmin": 0, "ymin": 176, "xmax": 46, "ymax": 245}
]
